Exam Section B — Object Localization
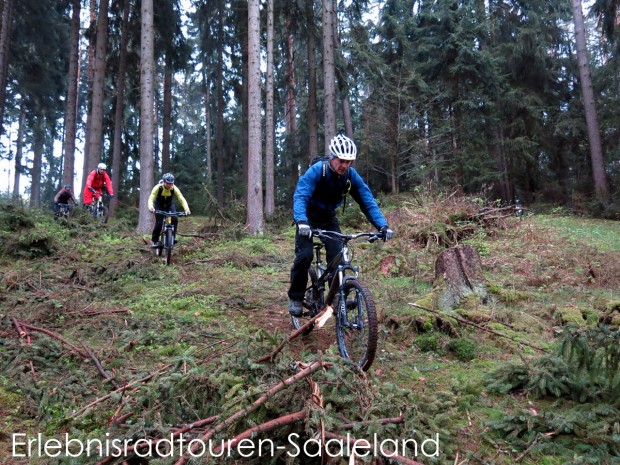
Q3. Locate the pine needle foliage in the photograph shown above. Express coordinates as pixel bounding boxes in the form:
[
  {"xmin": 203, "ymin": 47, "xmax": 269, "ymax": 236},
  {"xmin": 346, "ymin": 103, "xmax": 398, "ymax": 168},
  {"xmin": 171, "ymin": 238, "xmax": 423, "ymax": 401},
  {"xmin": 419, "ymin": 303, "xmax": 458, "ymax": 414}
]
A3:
[{"xmin": 485, "ymin": 326, "xmax": 620, "ymax": 462}]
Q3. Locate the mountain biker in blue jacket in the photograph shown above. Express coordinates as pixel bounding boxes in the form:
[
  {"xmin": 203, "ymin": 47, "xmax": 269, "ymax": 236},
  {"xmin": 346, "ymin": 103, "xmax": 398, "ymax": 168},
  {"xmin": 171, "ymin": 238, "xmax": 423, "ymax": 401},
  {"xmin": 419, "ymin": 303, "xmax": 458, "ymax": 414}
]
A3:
[{"xmin": 288, "ymin": 134, "xmax": 394, "ymax": 316}]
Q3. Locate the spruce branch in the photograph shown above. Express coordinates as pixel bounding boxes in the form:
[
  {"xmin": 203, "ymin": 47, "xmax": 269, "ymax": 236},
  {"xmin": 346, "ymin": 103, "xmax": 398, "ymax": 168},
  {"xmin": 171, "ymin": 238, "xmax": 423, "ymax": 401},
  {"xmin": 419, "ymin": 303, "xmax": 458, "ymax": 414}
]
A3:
[
  {"xmin": 19, "ymin": 321, "xmax": 89, "ymax": 357},
  {"xmin": 71, "ymin": 365, "xmax": 173, "ymax": 419},
  {"xmin": 174, "ymin": 360, "xmax": 331, "ymax": 465},
  {"xmin": 324, "ymin": 431, "xmax": 426, "ymax": 465}
]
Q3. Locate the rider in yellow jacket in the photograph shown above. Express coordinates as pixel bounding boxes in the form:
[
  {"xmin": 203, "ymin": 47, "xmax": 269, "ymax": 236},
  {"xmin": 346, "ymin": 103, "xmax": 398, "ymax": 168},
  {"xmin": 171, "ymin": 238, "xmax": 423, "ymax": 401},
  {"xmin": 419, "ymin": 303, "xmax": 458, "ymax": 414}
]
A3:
[{"xmin": 147, "ymin": 173, "xmax": 190, "ymax": 246}]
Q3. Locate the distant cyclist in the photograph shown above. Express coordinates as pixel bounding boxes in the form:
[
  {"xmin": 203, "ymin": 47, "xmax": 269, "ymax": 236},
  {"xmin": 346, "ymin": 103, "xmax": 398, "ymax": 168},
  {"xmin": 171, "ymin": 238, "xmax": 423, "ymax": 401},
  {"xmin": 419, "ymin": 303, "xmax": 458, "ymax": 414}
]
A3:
[
  {"xmin": 147, "ymin": 173, "xmax": 191, "ymax": 247},
  {"xmin": 53, "ymin": 185, "xmax": 76, "ymax": 213},
  {"xmin": 287, "ymin": 133, "xmax": 393, "ymax": 317},
  {"xmin": 83, "ymin": 163, "xmax": 114, "ymax": 206}
]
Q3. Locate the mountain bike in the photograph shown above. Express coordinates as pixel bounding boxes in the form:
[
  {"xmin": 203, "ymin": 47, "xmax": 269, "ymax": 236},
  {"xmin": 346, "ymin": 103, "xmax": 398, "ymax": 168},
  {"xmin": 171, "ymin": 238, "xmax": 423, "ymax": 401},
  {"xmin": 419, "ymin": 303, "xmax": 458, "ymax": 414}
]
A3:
[
  {"xmin": 87, "ymin": 193, "xmax": 112, "ymax": 223},
  {"xmin": 54, "ymin": 203, "xmax": 74, "ymax": 222},
  {"xmin": 152, "ymin": 210, "xmax": 187, "ymax": 265},
  {"xmin": 291, "ymin": 229, "xmax": 385, "ymax": 371}
]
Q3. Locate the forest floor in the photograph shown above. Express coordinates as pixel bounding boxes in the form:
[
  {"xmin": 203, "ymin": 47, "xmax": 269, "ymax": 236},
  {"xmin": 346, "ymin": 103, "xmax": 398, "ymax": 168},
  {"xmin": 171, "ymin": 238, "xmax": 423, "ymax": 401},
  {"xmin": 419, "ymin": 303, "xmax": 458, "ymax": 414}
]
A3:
[{"xmin": 0, "ymin": 194, "xmax": 619, "ymax": 465}]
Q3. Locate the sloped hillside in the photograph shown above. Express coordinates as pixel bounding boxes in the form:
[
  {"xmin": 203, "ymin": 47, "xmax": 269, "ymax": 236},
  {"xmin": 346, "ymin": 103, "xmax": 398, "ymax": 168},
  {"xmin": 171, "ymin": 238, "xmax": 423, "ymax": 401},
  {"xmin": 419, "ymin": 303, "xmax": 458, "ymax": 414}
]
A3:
[{"xmin": 0, "ymin": 196, "xmax": 618, "ymax": 465}]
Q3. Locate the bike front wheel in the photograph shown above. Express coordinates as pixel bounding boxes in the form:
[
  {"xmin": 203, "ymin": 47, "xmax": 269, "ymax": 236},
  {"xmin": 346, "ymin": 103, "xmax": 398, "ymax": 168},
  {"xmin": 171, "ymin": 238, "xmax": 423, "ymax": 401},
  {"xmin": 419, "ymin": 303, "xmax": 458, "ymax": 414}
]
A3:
[
  {"xmin": 96, "ymin": 205, "xmax": 109, "ymax": 223},
  {"xmin": 164, "ymin": 229, "xmax": 174, "ymax": 265},
  {"xmin": 334, "ymin": 279, "xmax": 378, "ymax": 371}
]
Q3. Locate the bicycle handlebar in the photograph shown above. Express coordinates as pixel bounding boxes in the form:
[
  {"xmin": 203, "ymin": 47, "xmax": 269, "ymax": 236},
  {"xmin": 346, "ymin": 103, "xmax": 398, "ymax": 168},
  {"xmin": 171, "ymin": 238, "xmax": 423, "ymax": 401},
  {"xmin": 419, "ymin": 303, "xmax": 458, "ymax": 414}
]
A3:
[
  {"xmin": 154, "ymin": 210, "xmax": 188, "ymax": 217},
  {"xmin": 311, "ymin": 229, "xmax": 385, "ymax": 243}
]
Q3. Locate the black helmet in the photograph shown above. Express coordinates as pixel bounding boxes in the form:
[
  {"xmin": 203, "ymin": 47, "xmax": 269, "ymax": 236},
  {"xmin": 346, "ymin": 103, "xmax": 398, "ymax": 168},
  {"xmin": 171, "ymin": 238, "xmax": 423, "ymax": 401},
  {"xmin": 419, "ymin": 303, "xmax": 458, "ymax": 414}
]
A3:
[{"xmin": 162, "ymin": 173, "xmax": 175, "ymax": 184}]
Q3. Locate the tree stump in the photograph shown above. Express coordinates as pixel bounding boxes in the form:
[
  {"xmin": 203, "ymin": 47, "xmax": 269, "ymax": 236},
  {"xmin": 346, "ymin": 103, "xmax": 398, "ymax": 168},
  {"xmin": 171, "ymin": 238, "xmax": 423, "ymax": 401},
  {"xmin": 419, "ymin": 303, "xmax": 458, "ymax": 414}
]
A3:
[{"xmin": 433, "ymin": 245, "xmax": 488, "ymax": 311}]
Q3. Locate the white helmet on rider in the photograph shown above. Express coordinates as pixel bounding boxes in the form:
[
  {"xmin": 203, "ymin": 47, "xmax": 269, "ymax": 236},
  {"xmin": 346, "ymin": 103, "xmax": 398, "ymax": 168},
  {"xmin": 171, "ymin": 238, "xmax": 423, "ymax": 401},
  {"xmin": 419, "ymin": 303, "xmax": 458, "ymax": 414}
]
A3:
[
  {"xmin": 97, "ymin": 163, "xmax": 107, "ymax": 170},
  {"xmin": 329, "ymin": 134, "xmax": 357, "ymax": 160}
]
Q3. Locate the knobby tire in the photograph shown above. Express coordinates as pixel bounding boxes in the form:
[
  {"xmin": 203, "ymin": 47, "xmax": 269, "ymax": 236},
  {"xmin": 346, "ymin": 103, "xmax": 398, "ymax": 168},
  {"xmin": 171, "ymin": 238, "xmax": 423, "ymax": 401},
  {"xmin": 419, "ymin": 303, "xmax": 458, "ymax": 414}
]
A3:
[
  {"xmin": 165, "ymin": 229, "xmax": 173, "ymax": 265},
  {"xmin": 334, "ymin": 279, "xmax": 377, "ymax": 371},
  {"xmin": 292, "ymin": 268, "xmax": 323, "ymax": 335}
]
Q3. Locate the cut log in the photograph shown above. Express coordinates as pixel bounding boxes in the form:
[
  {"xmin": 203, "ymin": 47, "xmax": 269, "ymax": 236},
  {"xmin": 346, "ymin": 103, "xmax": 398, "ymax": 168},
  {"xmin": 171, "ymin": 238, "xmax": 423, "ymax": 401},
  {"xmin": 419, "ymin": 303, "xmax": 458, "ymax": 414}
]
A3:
[{"xmin": 433, "ymin": 245, "xmax": 488, "ymax": 311}]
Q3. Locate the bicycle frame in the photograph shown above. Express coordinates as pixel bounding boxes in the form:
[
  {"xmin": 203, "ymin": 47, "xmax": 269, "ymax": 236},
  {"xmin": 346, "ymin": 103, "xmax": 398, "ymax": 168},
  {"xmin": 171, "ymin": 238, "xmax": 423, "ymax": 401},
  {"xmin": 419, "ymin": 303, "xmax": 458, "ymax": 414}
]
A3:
[
  {"xmin": 294, "ymin": 228, "xmax": 382, "ymax": 371},
  {"xmin": 154, "ymin": 210, "xmax": 186, "ymax": 265},
  {"xmin": 311, "ymin": 230, "xmax": 378, "ymax": 318},
  {"xmin": 88, "ymin": 194, "xmax": 111, "ymax": 222}
]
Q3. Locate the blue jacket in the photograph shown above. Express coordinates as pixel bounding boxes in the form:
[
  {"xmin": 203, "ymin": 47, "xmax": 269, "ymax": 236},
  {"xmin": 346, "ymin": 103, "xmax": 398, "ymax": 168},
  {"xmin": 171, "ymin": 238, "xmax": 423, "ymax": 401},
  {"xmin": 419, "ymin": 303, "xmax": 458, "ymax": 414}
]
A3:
[{"xmin": 293, "ymin": 160, "xmax": 388, "ymax": 229}]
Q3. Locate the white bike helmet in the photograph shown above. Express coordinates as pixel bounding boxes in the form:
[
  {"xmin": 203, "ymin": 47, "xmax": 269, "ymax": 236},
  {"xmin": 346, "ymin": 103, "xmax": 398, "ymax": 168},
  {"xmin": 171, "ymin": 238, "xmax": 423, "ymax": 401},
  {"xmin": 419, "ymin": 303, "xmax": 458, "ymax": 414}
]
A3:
[
  {"xmin": 329, "ymin": 134, "xmax": 357, "ymax": 160},
  {"xmin": 97, "ymin": 163, "xmax": 107, "ymax": 170}
]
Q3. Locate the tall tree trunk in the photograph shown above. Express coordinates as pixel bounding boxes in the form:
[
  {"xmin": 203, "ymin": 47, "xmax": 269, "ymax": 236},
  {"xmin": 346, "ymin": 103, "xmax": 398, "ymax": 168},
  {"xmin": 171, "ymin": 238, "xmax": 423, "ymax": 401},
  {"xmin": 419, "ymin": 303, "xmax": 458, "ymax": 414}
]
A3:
[
  {"xmin": 306, "ymin": 0, "xmax": 318, "ymax": 161},
  {"xmin": 86, "ymin": 0, "xmax": 110, "ymax": 173},
  {"xmin": 82, "ymin": 0, "xmax": 99, "ymax": 186},
  {"xmin": 322, "ymin": 0, "xmax": 337, "ymax": 151},
  {"xmin": 285, "ymin": 19, "xmax": 297, "ymax": 138},
  {"xmin": 240, "ymin": 2, "xmax": 249, "ymax": 192},
  {"xmin": 62, "ymin": 0, "xmax": 81, "ymax": 191},
  {"xmin": 388, "ymin": 102, "xmax": 399, "ymax": 194},
  {"xmin": 571, "ymin": 0, "xmax": 611, "ymax": 204},
  {"xmin": 0, "ymin": 0, "xmax": 13, "ymax": 134},
  {"xmin": 264, "ymin": 0, "xmax": 275, "ymax": 217},
  {"xmin": 30, "ymin": 118, "xmax": 44, "ymax": 208},
  {"xmin": 216, "ymin": 2, "xmax": 225, "ymax": 208},
  {"xmin": 285, "ymin": 14, "xmax": 298, "ymax": 187},
  {"xmin": 246, "ymin": 0, "xmax": 263, "ymax": 234},
  {"xmin": 110, "ymin": 0, "xmax": 129, "ymax": 216},
  {"xmin": 202, "ymin": 66, "xmax": 212, "ymax": 186},
  {"xmin": 137, "ymin": 0, "xmax": 155, "ymax": 234},
  {"xmin": 12, "ymin": 108, "xmax": 24, "ymax": 199},
  {"xmin": 333, "ymin": 8, "xmax": 352, "ymax": 136},
  {"xmin": 161, "ymin": 52, "xmax": 173, "ymax": 174}
]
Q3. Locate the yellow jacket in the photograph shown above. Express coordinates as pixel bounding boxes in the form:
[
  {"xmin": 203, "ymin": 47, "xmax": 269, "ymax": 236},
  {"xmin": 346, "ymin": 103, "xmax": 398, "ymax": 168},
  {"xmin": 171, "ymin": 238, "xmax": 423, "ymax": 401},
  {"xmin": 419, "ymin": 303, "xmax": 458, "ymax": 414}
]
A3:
[{"xmin": 147, "ymin": 182, "xmax": 190, "ymax": 212}]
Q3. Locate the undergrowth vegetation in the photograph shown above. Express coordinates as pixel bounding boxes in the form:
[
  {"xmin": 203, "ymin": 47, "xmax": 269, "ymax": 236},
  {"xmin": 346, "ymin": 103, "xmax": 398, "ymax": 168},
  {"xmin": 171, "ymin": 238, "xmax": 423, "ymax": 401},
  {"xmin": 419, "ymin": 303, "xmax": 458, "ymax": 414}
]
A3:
[{"xmin": 0, "ymin": 193, "xmax": 618, "ymax": 464}]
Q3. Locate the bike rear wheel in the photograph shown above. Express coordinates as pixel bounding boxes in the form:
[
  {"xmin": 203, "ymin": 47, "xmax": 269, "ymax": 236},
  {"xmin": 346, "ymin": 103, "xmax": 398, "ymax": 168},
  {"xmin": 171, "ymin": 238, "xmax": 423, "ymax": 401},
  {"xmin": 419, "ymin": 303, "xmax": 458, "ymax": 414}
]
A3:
[
  {"xmin": 334, "ymin": 279, "xmax": 378, "ymax": 371},
  {"xmin": 291, "ymin": 268, "xmax": 324, "ymax": 335},
  {"xmin": 164, "ymin": 229, "xmax": 174, "ymax": 265}
]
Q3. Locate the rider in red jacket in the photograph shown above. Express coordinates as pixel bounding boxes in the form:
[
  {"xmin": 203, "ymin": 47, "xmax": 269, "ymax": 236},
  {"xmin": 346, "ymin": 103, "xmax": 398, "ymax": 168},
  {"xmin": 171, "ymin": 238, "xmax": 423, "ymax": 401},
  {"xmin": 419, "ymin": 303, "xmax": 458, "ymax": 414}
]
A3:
[{"xmin": 83, "ymin": 163, "xmax": 114, "ymax": 205}]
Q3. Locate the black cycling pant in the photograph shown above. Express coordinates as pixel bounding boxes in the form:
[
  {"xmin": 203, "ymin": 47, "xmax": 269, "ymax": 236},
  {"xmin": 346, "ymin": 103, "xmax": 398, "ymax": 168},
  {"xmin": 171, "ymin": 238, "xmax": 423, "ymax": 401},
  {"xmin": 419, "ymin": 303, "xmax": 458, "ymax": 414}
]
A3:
[
  {"xmin": 151, "ymin": 208, "xmax": 178, "ymax": 243},
  {"xmin": 288, "ymin": 216, "xmax": 341, "ymax": 302}
]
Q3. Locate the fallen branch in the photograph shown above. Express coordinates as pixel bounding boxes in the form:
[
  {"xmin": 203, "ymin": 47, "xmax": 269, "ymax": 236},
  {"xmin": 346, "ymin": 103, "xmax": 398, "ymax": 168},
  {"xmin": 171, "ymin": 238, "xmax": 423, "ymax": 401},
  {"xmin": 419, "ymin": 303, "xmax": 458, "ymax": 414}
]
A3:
[
  {"xmin": 96, "ymin": 416, "xmax": 219, "ymax": 464},
  {"xmin": 82, "ymin": 309, "xmax": 132, "ymax": 317},
  {"xmin": 20, "ymin": 322, "xmax": 88, "ymax": 357},
  {"xmin": 255, "ymin": 307, "xmax": 330, "ymax": 364},
  {"xmin": 337, "ymin": 415, "xmax": 405, "ymax": 431},
  {"xmin": 71, "ymin": 365, "xmax": 172, "ymax": 419},
  {"xmin": 210, "ymin": 410, "xmax": 307, "ymax": 456},
  {"xmin": 203, "ymin": 186, "xmax": 226, "ymax": 220},
  {"xmin": 81, "ymin": 342, "xmax": 120, "ymax": 389},
  {"xmin": 174, "ymin": 360, "xmax": 331, "ymax": 465},
  {"xmin": 409, "ymin": 303, "xmax": 548, "ymax": 353},
  {"xmin": 12, "ymin": 318, "xmax": 28, "ymax": 340},
  {"xmin": 514, "ymin": 432, "xmax": 554, "ymax": 462},
  {"xmin": 324, "ymin": 431, "xmax": 425, "ymax": 465}
]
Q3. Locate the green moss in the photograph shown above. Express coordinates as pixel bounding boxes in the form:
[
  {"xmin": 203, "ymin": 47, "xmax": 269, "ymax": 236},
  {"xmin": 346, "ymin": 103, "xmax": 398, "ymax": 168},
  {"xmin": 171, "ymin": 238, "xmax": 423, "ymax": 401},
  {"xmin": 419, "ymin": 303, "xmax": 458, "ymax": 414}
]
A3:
[
  {"xmin": 416, "ymin": 333, "xmax": 440, "ymax": 352},
  {"xmin": 555, "ymin": 307, "xmax": 586, "ymax": 326},
  {"xmin": 0, "ymin": 384, "xmax": 21, "ymax": 411},
  {"xmin": 582, "ymin": 308, "xmax": 599, "ymax": 325},
  {"xmin": 414, "ymin": 291, "xmax": 437, "ymax": 310},
  {"xmin": 487, "ymin": 282, "xmax": 528, "ymax": 304},
  {"xmin": 447, "ymin": 338, "xmax": 478, "ymax": 361}
]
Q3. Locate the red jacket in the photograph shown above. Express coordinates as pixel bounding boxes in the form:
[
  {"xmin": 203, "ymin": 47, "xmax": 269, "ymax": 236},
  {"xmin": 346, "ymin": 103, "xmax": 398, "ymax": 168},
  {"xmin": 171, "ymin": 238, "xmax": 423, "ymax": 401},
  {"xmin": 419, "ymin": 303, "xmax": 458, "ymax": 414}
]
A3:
[{"xmin": 83, "ymin": 169, "xmax": 114, "ymax": 204}]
